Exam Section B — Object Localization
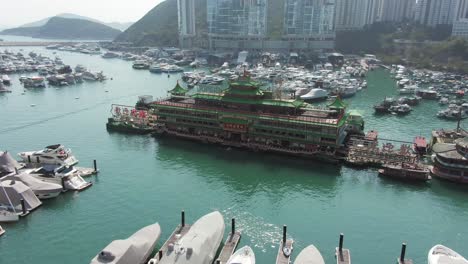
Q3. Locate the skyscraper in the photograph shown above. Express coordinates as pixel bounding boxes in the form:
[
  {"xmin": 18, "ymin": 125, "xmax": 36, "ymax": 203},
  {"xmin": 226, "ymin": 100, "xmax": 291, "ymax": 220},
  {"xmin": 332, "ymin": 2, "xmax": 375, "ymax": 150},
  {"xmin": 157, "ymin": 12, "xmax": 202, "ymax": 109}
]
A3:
[
  {"xmin": 415, "ymin": 0, "xmax": 458, "ymax": 26},
  {"xmin": 207, "ymin": 0, "xmax": 267, "ymax": 37},
  {"xmin": 453, "ymin": 0, "xmax": 468, "ymax": 20},
  {"xmin": 177, "ymin": 0, "xmax": 196, "ymax": 48},
  {"xmin": 283, "ymin": 0, "xmax": 335, "ymax": 36},
  {"xmin": 380, "ymin": 0, "xmax": 415, "ymax": 22},
  {"xmin": 334, "ymin": 0, "xmax": 370, "ymax": 30}
]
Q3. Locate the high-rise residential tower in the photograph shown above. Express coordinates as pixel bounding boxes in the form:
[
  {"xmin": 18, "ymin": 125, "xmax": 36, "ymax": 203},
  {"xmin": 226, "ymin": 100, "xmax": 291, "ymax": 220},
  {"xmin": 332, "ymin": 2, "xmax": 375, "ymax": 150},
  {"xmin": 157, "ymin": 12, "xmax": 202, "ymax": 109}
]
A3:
[{"xmin": 177, "ymin": 0, "xmax": 196, "ymax": 48}]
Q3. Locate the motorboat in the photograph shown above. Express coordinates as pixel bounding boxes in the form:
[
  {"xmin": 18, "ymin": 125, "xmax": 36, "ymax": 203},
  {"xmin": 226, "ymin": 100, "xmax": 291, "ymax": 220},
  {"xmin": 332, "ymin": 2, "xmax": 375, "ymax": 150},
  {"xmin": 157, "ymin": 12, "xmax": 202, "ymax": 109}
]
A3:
[
  {"xmin": 0, "ymin": 225, "xmax": 5, "ymax": 236},
  {"xmin": 227, "ymin": 246, "xmax": 255, "ymax": 264},
  {"xmin": 83, "ymin": 71, "xmax": 106, "ymax": 81},
  {"xmin": 75, "ymin": 64, "xmax": 87, "ymax": 73},
  {"xmin": 374, "ymin": 98, "xmax": 396, "ymax": 113},
  {"xmin": 294, "ymin": 245, "xmax": 325, "ymax": 264},
  {"xmin": 0, "ymin": 207, "xmax": 19, "ymax": 222},
  {"xmin": 0, "ymin": 151, "xmax": 22, "ymax": 177},
  {"xmin": 149, "ymin": 64, "xmax": 162, "ymax": 73},
  {"xmin": 90, "ymin": 223, "xmax": 161, "ymax": 264},
  {"xmin": 102, "ymin": 52, "xmax": 119, "ymax": 59},
  {"xmin": 26, "ymin": 165, "xmax": 92, "ymax": 191},
  {"xmin": 428, "ymin": 245, "xmax": 468, "ymax": 264},
  {"xmin": 340, "ymin": 85, "xmax": 358, "ymax": 98},
  {"xmin": 389, "ymin": 104, "xmax": 412, "ymax": 115},
  {"xmin": 2, "ymin": 173, "xmax": 63, "ymax": 199},
  {"xmin": 300, "ymin": 88, "xmax": 328, "ymax": 102},
  {"xmin": 150, "ymin": 211, "xmax": 225, "ymax": 264},
  {"xmin": 2, "ymin": 75, "xmax": 11, "ymax": 85},
  {"xmin": 0, "ymin": 82, "xmax": 11, "ymax": 93},
  {"xmin": 18, "ymin": 144, "xmax": 79, "ymax": 166},
  {"xmin": 0, "ymin": 180, "xmax": 42, "ymax": 213},
  {"xmin": 23, "ymin": 76, "xmax": 46, "ymax": 88},
  {"xmin": 133, "ymin": 60, "xmax": 150, "ymax": 70}
]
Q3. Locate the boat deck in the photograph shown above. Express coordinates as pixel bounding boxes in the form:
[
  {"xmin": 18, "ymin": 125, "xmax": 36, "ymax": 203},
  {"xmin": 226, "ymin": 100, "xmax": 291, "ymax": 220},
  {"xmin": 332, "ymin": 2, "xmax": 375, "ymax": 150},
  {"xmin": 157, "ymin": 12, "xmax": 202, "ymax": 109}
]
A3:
[
  {"xmin": 74, "ymin": 167, "xmax": 98, "ymax": 177},
  {"xmin": 217, "ymin": 231, "xmax": 241, "ymax": 264},
  {"xmin": 152, "ymin": 224, "xmax": 192, "ymax": 261},
  {"xmin": 397, "ymin": 258, "xmax": 413, "ymax": 264},
  {"xmin": 275, "ymin": 239, "xmax": 294, "ymax": 264},
  {"xmin": 335, "ymin": 247, "xmax": 351, "ymax": 264}
]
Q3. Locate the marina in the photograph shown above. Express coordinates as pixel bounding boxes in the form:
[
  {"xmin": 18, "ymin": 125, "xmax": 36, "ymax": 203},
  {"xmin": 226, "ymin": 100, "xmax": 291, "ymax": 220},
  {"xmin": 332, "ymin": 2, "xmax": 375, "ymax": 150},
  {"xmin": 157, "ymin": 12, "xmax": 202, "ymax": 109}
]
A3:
[{"xmin": 1, "ymin": 43, "xmax": 468, "ymax": 264}]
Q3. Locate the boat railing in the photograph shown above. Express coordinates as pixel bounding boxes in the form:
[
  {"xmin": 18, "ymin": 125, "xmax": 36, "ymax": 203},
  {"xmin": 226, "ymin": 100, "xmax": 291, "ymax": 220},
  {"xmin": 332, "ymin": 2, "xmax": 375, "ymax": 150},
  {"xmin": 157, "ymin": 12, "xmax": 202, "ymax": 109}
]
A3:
[{"xmin": 152, "ymin": 100, "xmax": 341, "ymax": 126}]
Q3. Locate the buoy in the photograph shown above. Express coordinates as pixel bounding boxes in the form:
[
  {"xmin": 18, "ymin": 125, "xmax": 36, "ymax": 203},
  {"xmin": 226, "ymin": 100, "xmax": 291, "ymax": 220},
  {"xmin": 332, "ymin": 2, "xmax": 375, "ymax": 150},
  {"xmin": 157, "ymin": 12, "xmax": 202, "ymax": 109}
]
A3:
[
  {"xmin": 30, "ymin": 104, "xmax": 36, "ymax": 107},
  {"xmin": 105, "ymin": 90, "xmax": 109, "ymax": 93},
  {"xmin": 75, "ymin": 97, "xmax": 80, "ymax": 99}
]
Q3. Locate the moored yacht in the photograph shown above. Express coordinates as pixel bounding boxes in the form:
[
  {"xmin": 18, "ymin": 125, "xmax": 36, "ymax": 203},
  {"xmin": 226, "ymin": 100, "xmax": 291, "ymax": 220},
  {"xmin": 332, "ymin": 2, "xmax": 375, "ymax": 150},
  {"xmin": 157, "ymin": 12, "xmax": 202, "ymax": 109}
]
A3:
[
  {"xmin": 300, "ymin": 88, "xmax": 328, "ymax": 102},
  {"xmin": 26, "ymin": 165, "xmax": 92, "ymax": 191},
  {"xmin": 148, "ymin": 211, "xmax": 225, "ymax": 264},
  {"xmin": 428, "ymin": 245, "xmax": 468, "ymax": 264},
  {"xmin": 18, "ymin": 144, "xmax": 79, "ymax": 166},
  {"xmin": 91, "ymin": 223, "xmax": 161, "ymax": 264}
]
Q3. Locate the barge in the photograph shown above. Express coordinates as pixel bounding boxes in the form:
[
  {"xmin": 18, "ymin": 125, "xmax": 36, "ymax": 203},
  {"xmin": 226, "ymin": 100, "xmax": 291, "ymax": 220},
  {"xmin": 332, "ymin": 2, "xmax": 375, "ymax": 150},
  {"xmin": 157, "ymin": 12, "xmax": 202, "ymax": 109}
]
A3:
[{"xmin": 149, "ymin": 76, "xmax": 365, "ymax": 161}]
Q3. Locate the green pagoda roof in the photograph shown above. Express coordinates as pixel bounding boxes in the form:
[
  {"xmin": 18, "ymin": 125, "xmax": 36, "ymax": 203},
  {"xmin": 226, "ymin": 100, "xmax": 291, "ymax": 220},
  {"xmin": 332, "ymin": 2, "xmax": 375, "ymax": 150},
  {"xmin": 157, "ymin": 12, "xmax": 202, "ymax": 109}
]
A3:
[
  {"xmin": 169, "ymin": 82, "xmax": 188, "ymax": 96},
  {"xmin": 328, "ymin": 97, "xmax": 347, "ymax": 109}
]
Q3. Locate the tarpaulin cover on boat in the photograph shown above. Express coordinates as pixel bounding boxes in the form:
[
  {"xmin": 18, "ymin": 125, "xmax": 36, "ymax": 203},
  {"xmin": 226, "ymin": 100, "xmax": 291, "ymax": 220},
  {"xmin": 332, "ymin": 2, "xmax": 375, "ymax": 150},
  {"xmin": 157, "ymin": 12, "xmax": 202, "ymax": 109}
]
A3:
[
  {"xmin": 0, "ymin": 180, "xmax": 42, "ymax": 211},
  {"xmin": 2, "ymin": 173, "xmax": 62, "ymax": 196},
  {"xmin": 0, "ymin": 151, "xmax": 21, "ymax": 174}
]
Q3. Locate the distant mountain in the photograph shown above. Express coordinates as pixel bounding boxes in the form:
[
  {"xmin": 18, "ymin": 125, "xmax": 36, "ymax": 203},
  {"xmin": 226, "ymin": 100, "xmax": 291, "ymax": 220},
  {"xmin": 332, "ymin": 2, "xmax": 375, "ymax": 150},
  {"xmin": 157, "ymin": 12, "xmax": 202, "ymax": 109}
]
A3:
[
  {"xmin": 20, "ymin": 13, "xmax": 133, "ymax": 31},
  {"xmin": 115, "ymin": 0, "xmax": 206, "ymax": 46},
  {"xmin": 1, "ymin": 17, "xmax": 121, "ymax": 40}
]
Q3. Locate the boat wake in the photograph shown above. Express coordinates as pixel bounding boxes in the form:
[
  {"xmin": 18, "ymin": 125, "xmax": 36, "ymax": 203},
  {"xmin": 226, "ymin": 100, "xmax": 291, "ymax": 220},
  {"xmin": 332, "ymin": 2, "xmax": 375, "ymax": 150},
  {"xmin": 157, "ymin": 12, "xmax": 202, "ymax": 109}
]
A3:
[
  {"xmin": 0, "ymin": 92, "xmax": 142, "ymax": 134},
  {"xmin": 222, "ymin": 207, "xmax": 294, "ymax": 253}
]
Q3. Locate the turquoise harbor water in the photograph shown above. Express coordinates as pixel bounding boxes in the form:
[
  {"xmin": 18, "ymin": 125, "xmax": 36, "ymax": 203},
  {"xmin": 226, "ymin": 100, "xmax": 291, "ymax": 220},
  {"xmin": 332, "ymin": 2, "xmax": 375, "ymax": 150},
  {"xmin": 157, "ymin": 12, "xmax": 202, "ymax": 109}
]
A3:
[{"xmin": 1, "ymin": 47, "xmax": 468, "ymax": 264}]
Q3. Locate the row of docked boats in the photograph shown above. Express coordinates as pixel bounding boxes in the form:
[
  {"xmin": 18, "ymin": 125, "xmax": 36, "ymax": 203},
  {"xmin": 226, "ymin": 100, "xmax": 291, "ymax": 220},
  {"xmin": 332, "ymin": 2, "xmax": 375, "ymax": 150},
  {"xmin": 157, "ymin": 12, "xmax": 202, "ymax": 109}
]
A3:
[
  {"xmin": 0, "ymin": 145, "xmax": 94, "ymax": 222},
  {"xmin": 88, "ymin": 211, "xmax": 467, "ymax": 264},
  {"xmin": 90, "ymin": 211, "xmax": 328, "ymax": 264}
]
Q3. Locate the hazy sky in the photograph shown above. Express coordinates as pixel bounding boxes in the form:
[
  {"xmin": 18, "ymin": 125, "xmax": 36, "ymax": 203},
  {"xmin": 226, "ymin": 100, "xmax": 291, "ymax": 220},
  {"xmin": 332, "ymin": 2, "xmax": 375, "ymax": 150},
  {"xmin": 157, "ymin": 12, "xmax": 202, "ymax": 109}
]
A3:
[{"xmin": 0, "ymin": 0, "xmax": 165, "ymax": 28}]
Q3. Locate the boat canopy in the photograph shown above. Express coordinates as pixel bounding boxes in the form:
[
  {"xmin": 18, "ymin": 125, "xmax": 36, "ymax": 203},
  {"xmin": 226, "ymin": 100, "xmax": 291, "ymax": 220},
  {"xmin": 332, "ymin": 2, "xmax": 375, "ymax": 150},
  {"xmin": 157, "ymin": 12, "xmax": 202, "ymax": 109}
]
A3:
[
  {"xmin": 0, "ymin": 151, "xmax": 21, "ymax": 174},
  {"xmin": 0, "ymin": 180, "xmax": 42, "ymax": 211}
]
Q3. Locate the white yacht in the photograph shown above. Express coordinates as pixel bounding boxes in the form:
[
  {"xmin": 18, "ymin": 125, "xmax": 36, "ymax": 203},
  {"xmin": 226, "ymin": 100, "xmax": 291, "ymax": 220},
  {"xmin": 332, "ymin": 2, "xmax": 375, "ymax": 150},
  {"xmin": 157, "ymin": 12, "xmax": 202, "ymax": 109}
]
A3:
[
  {"xmin": 294, "ymin": 245, "xmax": 325, "ymax": 264},
  {"xmin": 300, "ymin": 88, "xmax": 328, "ymax": 102},
  {"xmin": 91, "ymin": 223, "xmax": 161, "ymax": 264},
  {"xmin": 26, "ymin": 165, "xmax": 92, "ymax": 191},
  {"xmin": 428, "ymin": 245, "xmax": 468, "ymax": 264},
  {"xmin": 227, "ymin": 246, "xmax": 255, "ymax": 264},
  {"xmin": 149, "ymin": 211, "xmax": 225, "ymax": 264},
  {"xmin": 18, "ymin": 144, "xmax": 79, "ymax": 166}
]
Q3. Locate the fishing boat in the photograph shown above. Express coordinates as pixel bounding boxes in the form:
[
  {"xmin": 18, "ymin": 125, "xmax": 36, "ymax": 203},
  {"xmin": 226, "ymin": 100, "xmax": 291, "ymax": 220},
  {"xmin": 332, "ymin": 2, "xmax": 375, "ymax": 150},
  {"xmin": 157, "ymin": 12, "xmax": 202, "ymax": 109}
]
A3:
[
  {"xmin": 154, "ymin": 211, "xmax": 225, "ymax": 264},
  {"xmin": 91, "ymin": 223, "xmax": 161, "ymax": 264},
  {"xmin": 2, "ymin": 75, "xmax": 11, "ymax": 85},
  {"xmin": 416, "ymin": 90, "xmax": 438, "ymax": 100},
  {"xmin": 294, "ymin": 245, "xmax": 325, "ymax": 264},
  {"xmin": 18, "ymin": 144, "xmax": 79, "ymax": 166},
  {"xmin": 378, "ymin": 163, "xmax": 431, "ymax": 181},
  {"xmin": 413, "ymin": 136, "xmax": 428, "ymax": 155},
  {"xmin": 133, "ymin": 60, "xmax": 150, "ymax": 70},
  {"xmin": 23, "ymin": 76, "xmax": 46, "ymax": 88},
  {"xmin": 374, "ymin": 98, "xmax": 396, "ymax": 113},
  {"xmin": 389, "ymin": 104, "xmax": 412, "ymax": 115},
  {"xmin": 227, "ymin": 246, "xmax": 255, "ymax": 264},
  {"xmin": 428, "ymin": 245, "xmax": 468, "ymax": 264},
  {"xmin": 101, "ymin": 52, "xmax": 119, "ymax": 59}
]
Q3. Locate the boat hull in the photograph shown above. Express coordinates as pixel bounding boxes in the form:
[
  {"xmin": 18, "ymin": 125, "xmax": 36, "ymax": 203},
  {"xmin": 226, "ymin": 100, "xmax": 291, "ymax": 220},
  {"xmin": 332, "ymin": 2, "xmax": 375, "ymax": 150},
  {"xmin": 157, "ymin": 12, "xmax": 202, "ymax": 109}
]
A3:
[
  {"xmin": 227, "ymin": 246, "xmax": 255, "ymax": 264},
  {"xmin": 294, "ymin": 245, "xmax": 325, "ymax": 264},
  {"xmin": 428, "ymin": 245, "xmax": 468, "ymax": 264}
]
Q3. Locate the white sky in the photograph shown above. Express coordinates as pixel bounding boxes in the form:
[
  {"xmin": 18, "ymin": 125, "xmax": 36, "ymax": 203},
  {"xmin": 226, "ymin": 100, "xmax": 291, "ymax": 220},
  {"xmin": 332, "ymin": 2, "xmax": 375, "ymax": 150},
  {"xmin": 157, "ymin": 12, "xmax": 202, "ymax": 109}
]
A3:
[{"xmin": 0, "ymin": 0, "xmax": 165, "ymax": 28}]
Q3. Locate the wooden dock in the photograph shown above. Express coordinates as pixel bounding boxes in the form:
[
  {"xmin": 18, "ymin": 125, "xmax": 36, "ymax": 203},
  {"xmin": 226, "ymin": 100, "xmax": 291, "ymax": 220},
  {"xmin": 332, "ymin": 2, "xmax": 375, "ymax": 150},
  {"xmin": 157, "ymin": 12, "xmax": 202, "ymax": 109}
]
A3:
[
  {"xmin": 216, "ymin": 231, "xmax": 241, "ymax": 264},
  {"xmin": 335, "ymin": 247, "xmax": 351, "ymax": 264},
  {"xmin": 335, "ymin": 234, "xmax": 351, "ymax": 264},
  {"xmin": 396, "ymin": 243, "xmax": 413, "ymax": 264},
  {"xmin": 276, "ymin": 239, "xmax": 294, "ymax": 264}
]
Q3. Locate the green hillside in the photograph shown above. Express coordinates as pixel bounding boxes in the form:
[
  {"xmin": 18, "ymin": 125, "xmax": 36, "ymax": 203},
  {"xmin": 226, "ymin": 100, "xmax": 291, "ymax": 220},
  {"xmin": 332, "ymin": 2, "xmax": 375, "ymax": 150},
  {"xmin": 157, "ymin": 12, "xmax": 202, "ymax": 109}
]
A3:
[
  {"xmin": 115, "ymin": 0, "xmax": 207, "ymax": 46},
  {"xmin": 1, "ymin": 17, "xmax": 121, "ymax": 40}
]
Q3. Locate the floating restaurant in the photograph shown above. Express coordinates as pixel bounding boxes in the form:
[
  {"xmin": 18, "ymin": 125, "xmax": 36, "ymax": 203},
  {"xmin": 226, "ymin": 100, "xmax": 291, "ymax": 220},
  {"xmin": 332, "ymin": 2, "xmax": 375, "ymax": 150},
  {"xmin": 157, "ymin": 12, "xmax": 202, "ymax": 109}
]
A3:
[{"xmin": 148, "ymin": 75, "xmax": 365, "ymax": 161}]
